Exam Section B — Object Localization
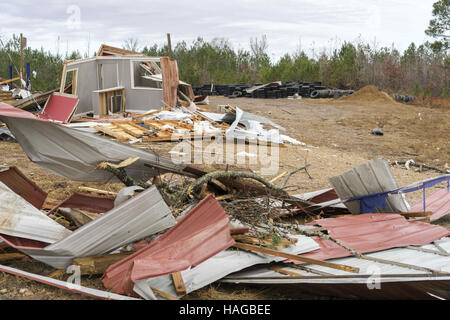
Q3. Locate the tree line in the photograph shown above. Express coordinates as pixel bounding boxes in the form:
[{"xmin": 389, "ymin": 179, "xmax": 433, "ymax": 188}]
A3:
[{"xmin": 1, "ymin": 34, "xmax": 448, "ymax": 97}]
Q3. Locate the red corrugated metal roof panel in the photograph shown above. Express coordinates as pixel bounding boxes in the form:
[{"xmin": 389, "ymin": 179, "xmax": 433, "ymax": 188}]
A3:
[
  {"xmin": 296, "ymin": 214, "xmax": 450, "ymax": 262},
  {"xmin": 47, "ymin": 192, "xmax": 116, "ymax": 216},
  {"xmin": 0, "ymin": 103, "xmax": 42, "ymax": 120},
  {"xmin": 409, "ymin": 188, "xmax": 450, "ymax": 221},
  {"xmin": 38, "ymin": 93, "xmax": 79, "ymax": 123},
  {"xmin": 102, "ymin": 194, "xmax": 235, "ymax": 295},
  {"xmin": 0, "ymin": 166, "xmax": 47, "ymax": 209}
]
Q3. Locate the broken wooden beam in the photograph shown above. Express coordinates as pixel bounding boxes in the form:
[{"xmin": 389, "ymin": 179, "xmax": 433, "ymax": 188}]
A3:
[
  {"xmin": 233, "ymin": 242, "xmax": 359, "ymax": 273},
  {"xmin": 171, "ymin": 272, "xmax": 187, "ymax": 295},
  {"xmin": 72, "ymin": 252, "xmax": 134, "ymax": 275},
  {"xmin": 0, "ymin": 253, "xmax": 29, "ymax": 263}
]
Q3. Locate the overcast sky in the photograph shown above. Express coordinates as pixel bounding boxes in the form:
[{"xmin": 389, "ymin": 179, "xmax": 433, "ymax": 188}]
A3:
[{"xmin": 0, "ymin": 0, "xmax": 438, "ymax": 61}]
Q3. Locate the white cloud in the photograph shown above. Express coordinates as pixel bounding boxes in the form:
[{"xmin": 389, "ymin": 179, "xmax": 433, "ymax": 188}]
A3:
[{"xmin": 0, "ymin": 0, "xmax": 438, "ymax": 60}]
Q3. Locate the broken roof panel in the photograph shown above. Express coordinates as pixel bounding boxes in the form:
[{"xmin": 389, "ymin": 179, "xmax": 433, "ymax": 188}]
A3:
[
  {"xmin": 0, "ymin": 165, "xmax": 47, "ymax": 209},
  {"xmin": 47, "ymin": 192, "xmax": 115, "ymax": 216},
  {"xmin": 102, "ymin": 194, "xmax": 235, "ymax": 295},
  {"xmin": 0, "ymin": 181, "xmax": 71, "ymax": 244},
  {"xmin": 409, "ymin": 188, "xmax": 450, "ymax": 221},
  {"xmin": 0, "ymin": 264, "xmax": 139, "ymax": 300},
  {"xmin": 296, "ymin": 214, "xmax": 450, "ymax": 262},
  {"xmin": 38, "ymin": 93, "xmax": 79, "ymax": 123},
  {"xmin": 221, "ymin": 237, "xmax": 450, "ymax": 299},
  {"xmin": 0, "ymin": 186, "xmax": 176, "ymax": 269},
  {"xmin": 133, "ymin": 234, "xmax": 320, "ymax": 300},
  {"xmin": 0, "ymin": 103, "xmax": 188, "ymax": 182},
  {"xmin": 329, "ymin": 159, "xmax": 410, "ymax": 214}
]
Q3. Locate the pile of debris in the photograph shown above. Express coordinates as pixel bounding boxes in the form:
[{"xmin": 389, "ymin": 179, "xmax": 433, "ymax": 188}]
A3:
[
  {"xmin": 193, "ymin": 81, "xmax": 354, "ymax": 99},
  {"xmin": 0, "ymin": 44, "xmax": 449, "ymax": 301},
  {"xmin": 0, "ymin": 137, "xmax": 448, "ymax": 300}
]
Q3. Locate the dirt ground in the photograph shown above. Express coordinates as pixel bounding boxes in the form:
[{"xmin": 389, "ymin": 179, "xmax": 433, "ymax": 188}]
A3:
[{"xmin": 0, "ymin": 90, "xmax": 449, "ymax": 300}]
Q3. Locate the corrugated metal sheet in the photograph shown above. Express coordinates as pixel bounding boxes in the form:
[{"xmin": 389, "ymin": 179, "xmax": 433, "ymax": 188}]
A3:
[
  {"xmin": 102, "ymin": 194, "xmax": 235, "ymax": 295},
  {"xmin": 329, "ymin": 159, "xmax": 409, "ymax": 214},
  {"xmin": 221, "ymin": 238, "xmax": 450, "ymax": 299},
  {"xmin": 297, "ymin": 214, "xmax": 450, "ymax": 262},
  {"xmin": 133, "ymin": 234, "xmax": 320, "ymax": 300},
  {"xmin": 0, "ymin": 103, "xmax": 188, "ymax": 182},
  {"xmin": 47, "ymin": 192, "xmax": 115, "ymax": 215},
  {"xmin": 0, "ymin": 186, "xmax": 176, "ymax": 269},
  {"xmin": 0, "ymin": 166, "xmax": 47, "ymax": 210},
  {"xmin": 0, "ymin": 264, "xmax": 139, "ymax": 300},
  {"xmin": 0, "ymin": 181, "xmax": 72, "ymax": 244},
  {"xmin": 409, "ymin": 188, "xmax": 450, "ymax": 221},
  {"xmin": 38, "ymin": 93, "xmax": 79, "ymax": 123}
]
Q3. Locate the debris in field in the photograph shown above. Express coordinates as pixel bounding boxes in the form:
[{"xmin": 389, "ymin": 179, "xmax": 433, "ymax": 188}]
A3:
[
  {"xmin": 101, "ymin": 194, "xmax": 235, "ymax": 295},
  {"xmin": 0, "ymin": 185, "xmax": 176, "ymax": 269},
  {"xmin": 392, "ymin": 160, "xmax": 449, "ymax": 174},
  {"xmin": 371, "ymin": 128, "xmax": 384, "ymax": 135}
]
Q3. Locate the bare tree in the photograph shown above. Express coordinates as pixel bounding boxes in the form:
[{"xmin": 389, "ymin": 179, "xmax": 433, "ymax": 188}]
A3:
[{"xmin": 122, "ymin": 38, "xmax": 140, "ymax": 52}]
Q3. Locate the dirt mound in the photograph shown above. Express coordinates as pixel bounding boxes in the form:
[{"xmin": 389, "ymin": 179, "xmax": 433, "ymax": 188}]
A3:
[{"xmin": 339, "ymin": 85, "xmax": 399, "ymax": 104}]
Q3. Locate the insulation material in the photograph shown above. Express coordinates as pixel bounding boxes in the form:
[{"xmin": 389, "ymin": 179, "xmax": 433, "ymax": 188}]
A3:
[
  {"xmin": 0, "ymin": 186, "xmax": 176, "ymax": 269},
  {"xmin": 329, "ymin": 158, "xmax": 410, "ymax": 214},
  {"xmin": 133, "ymin": 234, "xmax": 320, "ymax": 300},
  {"xmin": 0, "ymin": 181, "xmax": 72, "ymax": 244},
  {"xmin": 0, "ymin": 103, "xmax": 187, "ymax": 182},
  {"xmin": 38, "ymin": 93, "xmax": 79, "ymax": 123},
  {"xmin": 409, "ymin": 188, "xmax": 450, "ymax": 221},
  {"xmin": 102, "ymin": 194, "xmax": 235, "ymax": 295}
]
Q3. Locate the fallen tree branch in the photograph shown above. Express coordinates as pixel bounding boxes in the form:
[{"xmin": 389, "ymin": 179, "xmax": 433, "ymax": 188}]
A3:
[
  {"xmin": 391, "ymin": 160, "xmax": 449, "ymax": 174},
  {"xmin": 281, "ymin": 164, "xmax": 312, "ymax": 188},
  {"xmin": 274, "ymin": 222, "xmax": 362, "ymax": 258},
  {"xmin": 178, "ymin": 170, "xmax": 290, "ymax": 204}
]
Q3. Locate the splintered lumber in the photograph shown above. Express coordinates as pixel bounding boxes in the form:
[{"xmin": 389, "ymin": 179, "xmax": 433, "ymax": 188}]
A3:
[
  {"xmin": 94, "ymin": 125, "xmax": 137, "ymax": 142},
  {"xmin": 0, "ymin": 253, "xmax": 29, "ymax": 263},
  {"xmin": 233, "ymin": 242, "xmax": 359, "ymax": 273},
  {"xmin": 131, "ymin": 107, "xmax": 170, "ymax": 119},
  {"xmin": 58, "ymin": 208, "xmax": 101, "ymax": 228},
  {"xmin": 151, "ymin": 287, "xmax": 179, "ymax": 300},
  {"xmin": 0, "ymin": 77, "xmax": 20, "ymax": 85},
  {"xmin": 268, "ymin": 266, "xmax": 303, "ymax": 277},
  {"xmin": 97, "ymin": 157, "xmax": 140, "ymax": 170},
  {"xmin": 233, "ymin": 235, "xmax": 296, "ymax": 249},
  {"xmin": 270, "ymin": 171, "xmax": 288, "ymax": 184},
  {"xmin": 114, "ymin": 123, "xmax": 147, "ymax": 138},
  {"xmin": 78, "ymin": 186, "xmax": 117, "ymax": 196},
  {"xmin": 171, "ymin": 272, "xmax": 187, "ymax": 295},
  {"xmin": 72, "ymin": 252, "xmax": 134, "ymax": 275}
]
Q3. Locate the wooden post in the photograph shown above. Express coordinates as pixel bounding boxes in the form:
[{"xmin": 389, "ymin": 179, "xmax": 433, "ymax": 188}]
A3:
[
  {"xmin": 167, "ymin": 33, "xmax": 173, "ymax": 60},
  {"xmin": 20, "ymin": 33, "xmax": 24, "ymax": 88}
]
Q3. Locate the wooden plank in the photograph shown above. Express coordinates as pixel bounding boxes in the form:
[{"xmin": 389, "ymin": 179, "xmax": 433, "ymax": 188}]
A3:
[
  {"xmin": 72, "ymin": 252, "xmax": 134, "ymax": 275},
  {"xmin": 0, "ymin": 77, "xmax": 20, "ymax": 86},
  {"xmin": 78, "ymin": 186, "xmax": 117, "ymax": 196},
  {"xmin": 151, "ymin": 287, "xmax": 179, "ymax": 300},
  {"xmin": 131, "ymin": 107, "xmax": 171, "ymax": 120},
  {"xmin": 0, "ymin": 253, "xmax": 29, "ymax": 263},
  {"xmin": 171, "ymin": 272, "xmax": 187, "ymax": 295},
  {"xmin": 114, "ymin": 123, "xmax": 145, "ymax": 137},
  {"xmin": 270, "ymin": 171, "xmax": 288, "ymax": 184},
  {"xmin": 94, "ymin": 125, "xmax": 136, "ymax": 142},
  {"xmin": 233, "ymin": 242, "xmax": 359, "ymax": 273},
  {"xmin": 268, "ymin": 266, "xmax": 304, "ymax": 277}
]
